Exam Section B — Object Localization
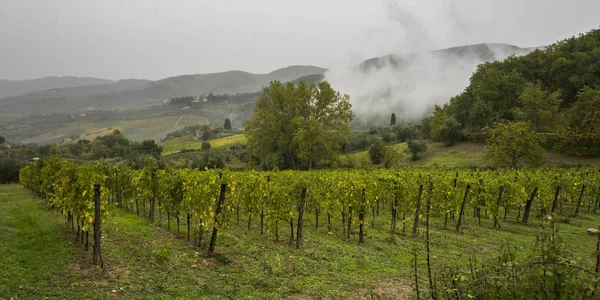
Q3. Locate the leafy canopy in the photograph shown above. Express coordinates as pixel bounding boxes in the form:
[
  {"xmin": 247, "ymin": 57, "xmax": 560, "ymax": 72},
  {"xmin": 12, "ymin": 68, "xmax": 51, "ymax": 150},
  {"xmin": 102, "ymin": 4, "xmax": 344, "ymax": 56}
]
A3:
[
  {"xmin": 484, "ymin": 121, "xmax": 545, "ymax": 167},
  {"xmin": 244, "ymin": 81, "xmax": 353, "ymax": 170}
]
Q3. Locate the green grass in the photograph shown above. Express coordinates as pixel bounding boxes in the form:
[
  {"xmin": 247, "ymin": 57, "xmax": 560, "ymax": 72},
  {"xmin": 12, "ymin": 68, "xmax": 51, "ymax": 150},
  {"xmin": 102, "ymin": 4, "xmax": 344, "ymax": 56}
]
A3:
[
  {"xmin": 161, "ymin": 134, "xmax": 247, "ymax": 155},
  {"xmin": 346, "ymin": 142, "xmax": 600, "ymax": 169},
  {"xmin": 2, "ymin": 184, "xmax": 600, "ymax": 299},
  {"xmin": 0, "ymin": 185, "xmax": 91, "ymax": 299}
]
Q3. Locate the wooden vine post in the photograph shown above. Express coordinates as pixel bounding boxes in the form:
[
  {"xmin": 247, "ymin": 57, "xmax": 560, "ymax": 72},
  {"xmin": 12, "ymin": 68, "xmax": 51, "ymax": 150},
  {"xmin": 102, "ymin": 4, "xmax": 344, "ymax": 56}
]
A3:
[
  {"xmin": 522, "ymin": 187, "xmax": 538, "ymax": 224},
  {"xmin": 551, "ymin": 186, "xmax": 561, "ymax": 213},
  {"xmin": 413, "ymin": 184, "xmax": 424, "ymax": 235},
  {"xmin": 494, "ymin": 185, "xmax": 504, "ymax": 228},
  {"xmin": 150, "ymin": 170, "xmax": 156, "ymax": 222},
  {"xmin": 92, "ymin": 183, "xmax": 103, "ymax": 268},
  {"xmin": 296, "ymin": 187, "xmax": 307, "ymax": 249},
  {"xmin": 574, "ymin": 185, "xmax": 586, "ymax": 217},
  {"xmin": 456, "ymin": 184, "xmax": 471, "ymax": 232},
  {"xmin": 359, "ymin": 188, "xmax": 366, "ymax": 244},
  {"xmin": 208, "ymin": 183, "xmax": 227, "ymax": 255}
]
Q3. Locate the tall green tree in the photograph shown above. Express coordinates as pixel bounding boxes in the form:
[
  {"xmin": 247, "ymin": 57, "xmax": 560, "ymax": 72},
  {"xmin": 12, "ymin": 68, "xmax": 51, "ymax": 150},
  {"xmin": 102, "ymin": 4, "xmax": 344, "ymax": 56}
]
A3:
[
  {"xmin": 514, "ymin": 82, "xmax": 562, "ymax": 132},
  {"xmin": 484, "ymin": 121, "xmax": 545, "ymax": 167},
  {"xmin": 390, "ymin": 113, "xmax": 396, "ymax": 126},
  {"xmin": 244, "ymin": 81, "xmax": 352, "ymax": 170},
  {"xmin": 557, "ymin": 86, "xmax": 600, "ymax": 156},
  {"xmin": 223, "ymin": 118, "xmax": 232, "ymax": 130}
]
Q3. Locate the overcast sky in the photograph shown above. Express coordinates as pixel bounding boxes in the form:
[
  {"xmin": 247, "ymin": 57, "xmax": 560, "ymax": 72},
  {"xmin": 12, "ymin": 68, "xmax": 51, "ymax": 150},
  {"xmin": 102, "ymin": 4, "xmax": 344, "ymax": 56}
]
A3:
[{"xmin": 1, "ymin": 0, "xmax": 598, "ymax": 80}]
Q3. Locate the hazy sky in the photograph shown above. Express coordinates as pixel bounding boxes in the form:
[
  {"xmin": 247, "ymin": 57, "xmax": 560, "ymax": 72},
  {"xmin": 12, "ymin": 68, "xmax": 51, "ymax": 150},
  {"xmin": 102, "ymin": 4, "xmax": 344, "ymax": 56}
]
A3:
[{"xmin": 1, "ymin": 0, "xmax": 598, "ymax": 80}]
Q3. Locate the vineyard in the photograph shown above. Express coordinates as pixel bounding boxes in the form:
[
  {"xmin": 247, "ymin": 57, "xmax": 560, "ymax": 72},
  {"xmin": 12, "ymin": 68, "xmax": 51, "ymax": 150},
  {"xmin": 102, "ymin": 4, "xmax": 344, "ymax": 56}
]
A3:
[{"xmin": 18, "ymin": 157, "xmax": 600, "ymax": 298}]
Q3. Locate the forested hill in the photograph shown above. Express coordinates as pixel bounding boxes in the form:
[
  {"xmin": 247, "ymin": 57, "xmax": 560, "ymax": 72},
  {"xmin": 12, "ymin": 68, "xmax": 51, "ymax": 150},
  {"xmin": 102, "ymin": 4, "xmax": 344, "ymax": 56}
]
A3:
[
  {"xmin": 359, "ymin": 43, "xmax": 538, "ymax": 71},
  {"xmin": 426, "ymin": 28, "xmax": 600, "ymax": 157}
]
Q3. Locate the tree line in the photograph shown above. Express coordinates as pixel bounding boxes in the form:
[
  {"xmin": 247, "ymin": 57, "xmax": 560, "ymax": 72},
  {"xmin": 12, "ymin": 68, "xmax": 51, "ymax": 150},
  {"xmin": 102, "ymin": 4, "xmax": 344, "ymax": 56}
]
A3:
[{"xmin": 424, "ymin": 28, "xmax": 600, "ymax": 157}]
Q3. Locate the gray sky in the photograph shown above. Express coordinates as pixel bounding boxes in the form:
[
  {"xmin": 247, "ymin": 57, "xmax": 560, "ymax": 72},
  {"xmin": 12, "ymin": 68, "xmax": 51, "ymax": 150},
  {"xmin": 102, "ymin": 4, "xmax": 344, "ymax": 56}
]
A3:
[{"xmin": 1, "ymin": 0, "xmax": 598, "ymax": 80}]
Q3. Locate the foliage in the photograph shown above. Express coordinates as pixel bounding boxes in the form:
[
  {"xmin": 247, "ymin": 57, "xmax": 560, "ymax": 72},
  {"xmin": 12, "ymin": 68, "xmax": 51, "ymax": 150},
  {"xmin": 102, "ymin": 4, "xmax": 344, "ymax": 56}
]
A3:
[
  {"xmin": 406, "ymin": 140, "xmax": 427, "ymax": 161},
  {"xmin": 223, "ymin": 118, "xmax": 232, "ymax": 130},
  {"xmin": 368, "ymin": 140, "xmax": 385, "ymax": 164},
  {"xmin": 437, "ymin": 28, "xmax": 600, "ymax": 156},
  {"xmin": 557, "ymin": 86, "xmax": 600, "ymax": 156},
  {"xmin": 154, "ymin": 244, "xmax": 171, "ymax": 264},
  {"xmin": 244, "ymin": 80, "xmax": 353, "ymax": 170},
  {"xmin": 390, "ymin": 113, "xmax": 396, "ymax": 126},
  {"xmin": 394, "ymin": 123, "xmax": 420, "ymax": 142},
  {"xmin": 484, "ymin": 121, "xmax": 545, "ymax": 167},
  {"xmin": 437, "ymin": 117, "xmax": 462, "ymax": 146},
  {"xmin": 514, "ymin": 82, "xmax": 562, "ymax": 132},
  {"xmin": 0, "ymin": 157, "xmax": 22, "ymax": 183},
  {"xmin": 433, "ymin": 222, "xmax": 599, "ymax": 299}
]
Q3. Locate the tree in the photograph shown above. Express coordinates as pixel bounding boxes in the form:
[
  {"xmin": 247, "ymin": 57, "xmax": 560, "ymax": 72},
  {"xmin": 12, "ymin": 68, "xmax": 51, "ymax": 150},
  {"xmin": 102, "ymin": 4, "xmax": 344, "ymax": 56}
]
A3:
[
  {"xmin": 0, "ymin": 135, "xmax": 5, "ymax": 144},
  {"xmin": 223, "ymin": 118, "xmax": 232, "ymax": 130},
  {"xmin": 438, "ymin": 117, "xmax": 462, "ymax": 146},
  {"xmin": 133, "ymin": 140, "xmax": 163, "ymax": 158},
  {"xmin": 557, "ymin": 86, "xmax": 600, "ymax": 156},
  {"xmin": 390, "ymin": 113, "xmax": 396, "ymax": 126},
  {"xmin": 201, "ymin": 142, "xmax": 211, "ymax": 150},
  {"xmin": 244, "ymin": 81, "xmax": 352, "ymax": 170},
  {"xmin": 201, "ymin": 130, "xmax": 212, "ymax": 141},
  {"xmin": 514, "ymin": 82, "xmax": 562, "ymax": 132},
  {"xmin": 406, "ymin": 140, "xmax": 427, "ymax": 161},
  {"xmin": 369, "ymin": 140, "xmax": 385, "ymax": 164},
  {"xmin": 484, "ymin": 121, "xmax": 545, "ymax": 167}
]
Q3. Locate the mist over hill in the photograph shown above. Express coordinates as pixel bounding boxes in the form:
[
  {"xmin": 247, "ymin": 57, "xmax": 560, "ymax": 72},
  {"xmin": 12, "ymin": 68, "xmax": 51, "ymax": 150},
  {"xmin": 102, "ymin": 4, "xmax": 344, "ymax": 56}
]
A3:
[
  {"xmin": 326, "ymin": 43, "xmax": 541, "ymax": 127},
  {"xmin": 0, "ymin": 76, "xmax": 113, "ymax": 98},
  {"xmin": 0, "ymin": 44, "xmax": 539, "ymax": 119}
]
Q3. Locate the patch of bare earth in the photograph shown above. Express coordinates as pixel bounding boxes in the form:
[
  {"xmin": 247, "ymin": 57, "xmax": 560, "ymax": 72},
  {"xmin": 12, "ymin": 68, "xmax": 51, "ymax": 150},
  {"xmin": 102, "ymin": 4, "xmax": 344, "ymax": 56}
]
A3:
[
  {"xmin": 284, "ymin": 294, "xmax": 313, "ymax": 300},
  {"xmin": 355, "ymin": 278, "xmax": 413, "ymax": 300}
]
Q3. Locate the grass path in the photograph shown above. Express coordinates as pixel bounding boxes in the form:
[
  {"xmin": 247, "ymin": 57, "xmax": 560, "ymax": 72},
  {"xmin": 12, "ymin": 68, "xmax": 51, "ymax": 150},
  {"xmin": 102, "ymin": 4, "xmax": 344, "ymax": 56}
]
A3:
[{"xmin": 0, "ymin": 185, "xmax": 88, "ymax": 299}]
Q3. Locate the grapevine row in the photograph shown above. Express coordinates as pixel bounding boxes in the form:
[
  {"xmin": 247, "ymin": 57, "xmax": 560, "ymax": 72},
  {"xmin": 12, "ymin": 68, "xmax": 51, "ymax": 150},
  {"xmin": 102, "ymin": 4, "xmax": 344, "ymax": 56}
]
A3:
[{"xmin": 20, "ymin": 157, "xmax": 600, "ymax": 253}]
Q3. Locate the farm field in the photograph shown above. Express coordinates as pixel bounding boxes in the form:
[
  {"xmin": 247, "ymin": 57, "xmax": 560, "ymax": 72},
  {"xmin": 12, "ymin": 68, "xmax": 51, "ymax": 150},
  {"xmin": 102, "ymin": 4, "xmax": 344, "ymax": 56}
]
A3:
[
  {"xmin": 2, "ymin": 182, "xmax": 600, "ymax": 299},
  {"xmin": 10, "ymin": 158, "xmax": 600, "ymax": 299},
  {"xmin": 161, "ymin": 134, "xmax": 247, "ymax": 155},
  {"xmin": 2, "ymin": 102, "xmax": 239, "ymax": 144}
]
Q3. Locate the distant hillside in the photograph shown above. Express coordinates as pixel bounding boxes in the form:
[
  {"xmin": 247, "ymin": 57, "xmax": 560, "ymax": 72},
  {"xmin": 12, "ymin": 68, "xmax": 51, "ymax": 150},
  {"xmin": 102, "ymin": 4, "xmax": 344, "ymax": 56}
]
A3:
[
  {"xmin": 289, "ymin": 74, "xmax": 325, "ymax": 86},
  {"xmin": 0, "ymin": 76, "xmax": 113, "ymax": 98},
  {"xmin": 267, "ymin": 65, "xmax": 326, "ymax": 82},
  {"xmin": 359, "ymin": 43, "xmax": 537, "ymax": 71},
  {"xmin": 0, "ymin": 79, "xmax": 151, "ymax": 109},
  {"xmin": 0, "ymin": 66, "xmax": 326, "ymax": 114}
]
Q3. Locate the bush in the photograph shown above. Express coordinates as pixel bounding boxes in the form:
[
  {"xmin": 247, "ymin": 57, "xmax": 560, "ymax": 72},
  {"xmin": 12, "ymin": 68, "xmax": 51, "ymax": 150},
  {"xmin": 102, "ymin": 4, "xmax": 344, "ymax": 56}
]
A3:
[
  {"xmin": 438, "ymin": 117, "xmax": 463, "ymax": 146},
  {"xmin": 394, "ymin": 124, "xmax": 420, "ymax": 142},
  {"xmin": 369, "ymin": 140, "xmax": 385, "ymax": 164},
  {"xmin": 201, "ymin": 142, "xmax": 211, "ymax": 150},
  {"xmin": 0, "ymin": 157, "xmax": 22, "ymax": 183},
  {"xmin": 406, "ymin": 140, "xmax": 427, "ymax": 161},
  {"xmin": 155, "ymin": 244, "xmax": 171, "ymax": 264}
]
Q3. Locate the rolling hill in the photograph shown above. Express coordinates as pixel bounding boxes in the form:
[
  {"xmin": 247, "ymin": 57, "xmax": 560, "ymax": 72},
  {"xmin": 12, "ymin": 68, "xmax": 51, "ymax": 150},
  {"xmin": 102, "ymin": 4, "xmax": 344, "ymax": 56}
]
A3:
[
  {"xmin": 0, "ymin": 76, "xmax": 113, "ymax": 98},
  {"xmin": 0, "ymin": 65, "xmax": 327, "ymax": 114}
]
